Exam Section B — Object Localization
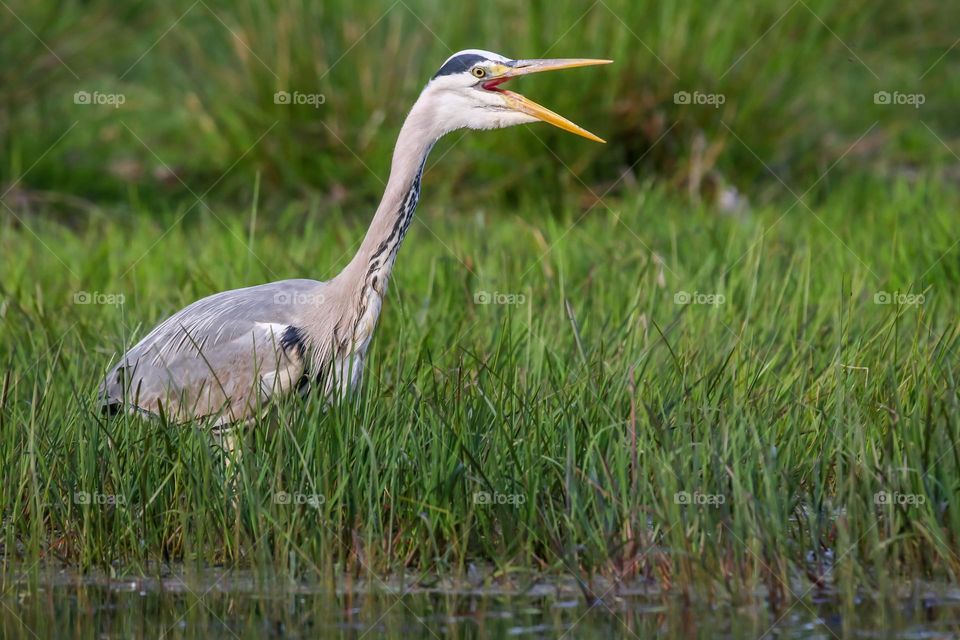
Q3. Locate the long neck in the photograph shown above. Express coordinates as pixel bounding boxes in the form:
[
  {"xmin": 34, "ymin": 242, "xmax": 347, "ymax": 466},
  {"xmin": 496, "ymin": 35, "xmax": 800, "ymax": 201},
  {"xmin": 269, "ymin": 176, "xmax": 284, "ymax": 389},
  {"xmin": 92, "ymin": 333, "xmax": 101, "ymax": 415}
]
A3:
[{"xmin": 338, "ymin": 96, "xmax": 439, "ymax": 295}]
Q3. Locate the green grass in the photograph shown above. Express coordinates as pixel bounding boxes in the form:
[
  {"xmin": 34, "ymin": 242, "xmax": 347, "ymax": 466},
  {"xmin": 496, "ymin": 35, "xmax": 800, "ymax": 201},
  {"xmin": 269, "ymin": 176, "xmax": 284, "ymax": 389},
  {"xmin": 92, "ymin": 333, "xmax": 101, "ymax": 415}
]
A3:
[
  {"xmin": 2, "ymin": 0, "xmax": 960, "ymax": 610},
  {"xmin": 1, "ymin": 174, "xmax": 957, "ymax": 601}
]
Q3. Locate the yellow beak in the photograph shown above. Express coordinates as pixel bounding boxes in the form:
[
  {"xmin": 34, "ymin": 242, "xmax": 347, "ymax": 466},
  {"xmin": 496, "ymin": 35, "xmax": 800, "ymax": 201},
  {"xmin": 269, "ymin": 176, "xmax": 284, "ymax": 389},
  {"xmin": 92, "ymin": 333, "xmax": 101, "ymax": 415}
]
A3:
[{"xmin": 495, "ymin": 58, "xmax": 612, "ymax": 143}]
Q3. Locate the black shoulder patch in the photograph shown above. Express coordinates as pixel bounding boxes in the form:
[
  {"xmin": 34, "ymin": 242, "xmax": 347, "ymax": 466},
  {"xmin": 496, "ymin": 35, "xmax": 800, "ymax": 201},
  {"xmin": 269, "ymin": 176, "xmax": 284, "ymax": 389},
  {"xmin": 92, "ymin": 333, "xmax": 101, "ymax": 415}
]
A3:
[
  {"xmin": 433, "ymin": 53, "xmax": 488, "ymax": 78},
  {"xmin": 280, "ymin": 325, "xmax": 308, "ymax": 360},
  {"xmin": 101, "ymin": 401, "xmax": 122, "ymax": 416}
]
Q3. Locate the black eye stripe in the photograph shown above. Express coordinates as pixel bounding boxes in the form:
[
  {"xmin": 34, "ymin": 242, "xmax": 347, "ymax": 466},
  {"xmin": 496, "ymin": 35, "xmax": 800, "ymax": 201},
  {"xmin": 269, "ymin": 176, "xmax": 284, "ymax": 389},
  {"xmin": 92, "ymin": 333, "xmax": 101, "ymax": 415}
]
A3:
[{"xmin": 433, "ymin": 54, "xmax": 490, "ymax": 78}]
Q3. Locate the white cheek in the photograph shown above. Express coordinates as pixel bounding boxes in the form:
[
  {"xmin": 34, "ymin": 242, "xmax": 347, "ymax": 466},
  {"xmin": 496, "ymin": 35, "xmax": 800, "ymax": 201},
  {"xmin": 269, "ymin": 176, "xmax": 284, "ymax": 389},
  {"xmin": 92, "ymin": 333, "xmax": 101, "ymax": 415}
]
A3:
[{"xmin": 422, "ymin": 84, "xmax": 537, "ymax": 133}]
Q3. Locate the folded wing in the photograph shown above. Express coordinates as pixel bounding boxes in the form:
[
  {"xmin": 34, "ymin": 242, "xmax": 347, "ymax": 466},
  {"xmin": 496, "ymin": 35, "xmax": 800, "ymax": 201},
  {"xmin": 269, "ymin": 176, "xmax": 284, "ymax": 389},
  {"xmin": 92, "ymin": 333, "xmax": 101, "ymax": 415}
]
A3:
[{"xmin": 99, "ymin": 279, "xmax": 324, "ymax": 424}]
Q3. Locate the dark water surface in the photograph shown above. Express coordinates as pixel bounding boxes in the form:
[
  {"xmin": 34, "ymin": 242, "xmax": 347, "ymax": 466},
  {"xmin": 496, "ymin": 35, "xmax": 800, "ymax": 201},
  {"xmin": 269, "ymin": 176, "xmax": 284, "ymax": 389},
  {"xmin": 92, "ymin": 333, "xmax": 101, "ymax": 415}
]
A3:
[{"xmin": 1, "ymin": 567, "xmax": 958, "ymax": 638}]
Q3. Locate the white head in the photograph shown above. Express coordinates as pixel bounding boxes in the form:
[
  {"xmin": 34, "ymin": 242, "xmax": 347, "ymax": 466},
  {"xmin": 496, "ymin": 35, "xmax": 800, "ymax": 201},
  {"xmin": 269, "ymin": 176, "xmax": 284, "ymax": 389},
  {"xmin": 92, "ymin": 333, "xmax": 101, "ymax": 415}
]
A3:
[{"xmin": 413, "ymin": 49, "xmax": 611, "ymax": 142}]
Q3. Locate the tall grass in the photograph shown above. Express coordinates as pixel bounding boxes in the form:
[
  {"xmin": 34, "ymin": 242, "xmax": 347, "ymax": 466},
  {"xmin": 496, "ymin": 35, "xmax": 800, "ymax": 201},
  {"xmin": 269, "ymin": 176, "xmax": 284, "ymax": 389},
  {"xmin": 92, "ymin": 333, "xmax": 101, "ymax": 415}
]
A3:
[
  {"xmin": 1, "ymin": 0, "xmax": 959, "ymax": 610},
  {"xmin": 0, "ymin": 173, "xmax": 957, "ymax": 602}
]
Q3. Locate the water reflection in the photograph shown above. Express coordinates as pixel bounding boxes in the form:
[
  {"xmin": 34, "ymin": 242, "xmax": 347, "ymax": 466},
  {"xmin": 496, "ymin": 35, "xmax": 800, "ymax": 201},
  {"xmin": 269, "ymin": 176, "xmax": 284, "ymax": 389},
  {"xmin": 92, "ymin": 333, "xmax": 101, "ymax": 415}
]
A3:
[{"xmin": 1, "ymin": 568, "xmax": 958, "ymax": 638}]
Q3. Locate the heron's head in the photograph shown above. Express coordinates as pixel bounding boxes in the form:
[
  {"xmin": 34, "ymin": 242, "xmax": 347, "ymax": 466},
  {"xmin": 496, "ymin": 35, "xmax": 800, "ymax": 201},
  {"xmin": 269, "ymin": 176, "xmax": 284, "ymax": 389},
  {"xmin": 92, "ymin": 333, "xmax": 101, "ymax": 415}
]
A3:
[{"xmin": 421, "ymin": 49, "xmax": 611, "ymax": 143}]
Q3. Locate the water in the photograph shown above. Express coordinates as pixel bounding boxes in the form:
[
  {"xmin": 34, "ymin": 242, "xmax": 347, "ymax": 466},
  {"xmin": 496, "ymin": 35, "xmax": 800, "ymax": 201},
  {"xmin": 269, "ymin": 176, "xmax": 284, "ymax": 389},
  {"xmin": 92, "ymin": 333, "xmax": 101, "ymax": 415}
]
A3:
[{"xmin": 2, "ymin": 567, "xmax": 959, "ymax": 638}]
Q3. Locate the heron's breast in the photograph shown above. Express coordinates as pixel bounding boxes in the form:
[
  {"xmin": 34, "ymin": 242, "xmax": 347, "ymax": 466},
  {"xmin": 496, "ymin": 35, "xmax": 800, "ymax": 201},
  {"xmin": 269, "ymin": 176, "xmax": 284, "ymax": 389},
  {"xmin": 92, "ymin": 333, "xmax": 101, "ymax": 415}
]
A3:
[{"xmin": 353, "ymin": 287, "xmax": 384, "ymax": 353}]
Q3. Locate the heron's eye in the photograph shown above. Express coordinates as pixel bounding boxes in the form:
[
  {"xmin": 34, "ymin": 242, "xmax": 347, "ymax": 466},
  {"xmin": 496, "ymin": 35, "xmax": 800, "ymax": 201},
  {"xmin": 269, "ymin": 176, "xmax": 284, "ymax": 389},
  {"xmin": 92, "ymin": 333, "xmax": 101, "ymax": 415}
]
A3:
[{"xmin": 471, "ymin": 67, "xmax": 486, "ymax": 79}]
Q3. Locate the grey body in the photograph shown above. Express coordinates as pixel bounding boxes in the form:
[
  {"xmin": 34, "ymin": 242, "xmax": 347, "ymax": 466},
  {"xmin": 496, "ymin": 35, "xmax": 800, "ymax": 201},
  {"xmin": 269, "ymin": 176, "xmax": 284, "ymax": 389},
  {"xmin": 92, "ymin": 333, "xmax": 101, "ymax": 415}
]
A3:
[{"xmin": 101, "ymin": 280, "xmax": 336, "ymax": 424}]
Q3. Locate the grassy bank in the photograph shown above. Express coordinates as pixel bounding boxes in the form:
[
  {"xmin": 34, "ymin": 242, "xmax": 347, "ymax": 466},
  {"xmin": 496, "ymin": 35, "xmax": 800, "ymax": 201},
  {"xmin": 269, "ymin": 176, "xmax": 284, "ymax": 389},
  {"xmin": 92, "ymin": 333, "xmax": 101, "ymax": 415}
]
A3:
[{"xmin": 1, "ymin": 174, "xmax": 957, "ymax": 601}]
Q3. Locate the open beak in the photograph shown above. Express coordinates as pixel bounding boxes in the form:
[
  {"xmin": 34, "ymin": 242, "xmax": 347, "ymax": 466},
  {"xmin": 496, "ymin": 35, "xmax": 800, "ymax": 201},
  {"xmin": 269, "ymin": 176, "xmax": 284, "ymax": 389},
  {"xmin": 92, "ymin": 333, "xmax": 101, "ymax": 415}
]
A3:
[{"xmin": 486, "ymin": 58, "xmax": 612, "ymax": 143}]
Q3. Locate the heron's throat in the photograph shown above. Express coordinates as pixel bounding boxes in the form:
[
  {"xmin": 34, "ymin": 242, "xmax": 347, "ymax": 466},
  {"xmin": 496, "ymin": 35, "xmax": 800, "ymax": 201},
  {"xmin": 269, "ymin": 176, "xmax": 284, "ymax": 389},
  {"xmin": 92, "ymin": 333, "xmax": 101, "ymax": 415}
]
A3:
[
  {"xmin": 359, "ymin": 153, "xmax": 428, "ymax": 296},
  {"xmin": 339, "ymin": 94, "xmax": 442, "ymax": 340}
]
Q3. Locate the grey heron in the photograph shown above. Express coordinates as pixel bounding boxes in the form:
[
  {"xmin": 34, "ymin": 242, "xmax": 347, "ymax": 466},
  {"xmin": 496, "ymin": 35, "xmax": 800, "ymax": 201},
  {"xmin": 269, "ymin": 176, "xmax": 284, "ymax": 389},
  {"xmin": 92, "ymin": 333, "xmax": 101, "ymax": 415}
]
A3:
[{"xmin": 100, "ymin": 50, "xmax": 611, "ymax": 427}]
